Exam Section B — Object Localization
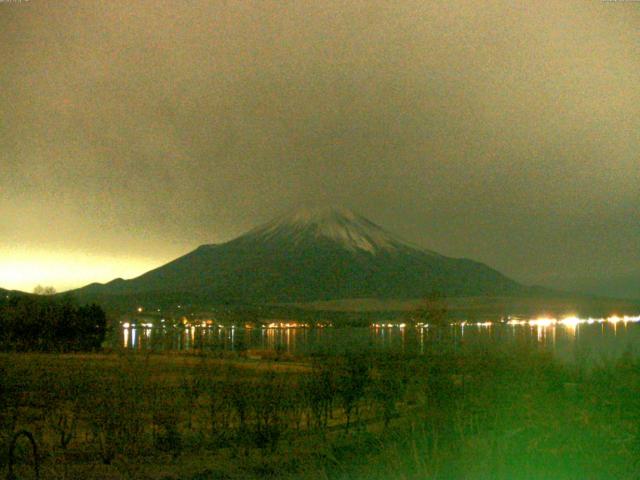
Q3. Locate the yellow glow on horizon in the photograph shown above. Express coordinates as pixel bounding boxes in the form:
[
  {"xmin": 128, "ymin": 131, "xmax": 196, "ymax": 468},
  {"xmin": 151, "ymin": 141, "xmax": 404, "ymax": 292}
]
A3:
[{"xmin": 0, "ymin": 247, "xmax": 160, "ymax": 292}]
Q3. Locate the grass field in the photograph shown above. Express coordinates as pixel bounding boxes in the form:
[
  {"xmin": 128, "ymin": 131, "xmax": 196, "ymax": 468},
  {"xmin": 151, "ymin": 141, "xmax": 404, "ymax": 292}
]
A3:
[{"xmin": 1, "ymin": 344, "xmax": 640, "ymax": 479}]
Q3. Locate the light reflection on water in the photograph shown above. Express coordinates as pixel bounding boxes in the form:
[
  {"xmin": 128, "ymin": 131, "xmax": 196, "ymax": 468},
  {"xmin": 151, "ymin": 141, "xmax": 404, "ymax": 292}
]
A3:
[{"xmin": 117, "ymin": 315, "xmax": 640, "ymax": 362}]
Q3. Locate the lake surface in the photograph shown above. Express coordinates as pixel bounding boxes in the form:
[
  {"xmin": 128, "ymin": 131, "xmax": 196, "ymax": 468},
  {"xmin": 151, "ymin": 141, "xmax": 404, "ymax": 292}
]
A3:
[{"xmin": 116, "ymin": 314, "xmax": 640, "ymax": 363}]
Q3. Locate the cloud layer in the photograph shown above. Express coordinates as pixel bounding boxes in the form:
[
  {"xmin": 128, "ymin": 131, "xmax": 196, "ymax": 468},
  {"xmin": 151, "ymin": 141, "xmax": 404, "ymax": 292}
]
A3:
[{"xmin": 1, "ymin": 0, "xmax": 638, "ymax": 290}]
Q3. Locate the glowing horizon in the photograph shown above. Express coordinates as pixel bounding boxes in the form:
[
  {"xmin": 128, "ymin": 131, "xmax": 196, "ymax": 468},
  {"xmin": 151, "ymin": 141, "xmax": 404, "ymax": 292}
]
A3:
[{"xmin": 0, "ymin": 247, "xmax": 161, "ymax": 293}]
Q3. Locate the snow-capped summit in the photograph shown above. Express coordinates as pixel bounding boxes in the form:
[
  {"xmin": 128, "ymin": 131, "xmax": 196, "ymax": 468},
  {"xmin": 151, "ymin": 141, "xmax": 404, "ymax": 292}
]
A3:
[{"xmin": 244, "ymin": 206, "xmax": 414, "ymax": 254}]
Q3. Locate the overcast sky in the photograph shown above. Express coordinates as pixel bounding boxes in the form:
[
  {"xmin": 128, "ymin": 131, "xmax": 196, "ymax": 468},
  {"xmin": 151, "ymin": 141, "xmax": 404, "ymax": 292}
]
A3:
[{"xmin": 1, "ymin": 0, "xmax": 638, "ymax": 292}]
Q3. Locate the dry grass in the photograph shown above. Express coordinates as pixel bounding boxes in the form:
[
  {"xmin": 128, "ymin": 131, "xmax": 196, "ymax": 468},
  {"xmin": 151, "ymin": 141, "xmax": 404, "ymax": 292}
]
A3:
[{"xmin": 2, "ymin": 347, "xmax": 640, "ymax": 479}]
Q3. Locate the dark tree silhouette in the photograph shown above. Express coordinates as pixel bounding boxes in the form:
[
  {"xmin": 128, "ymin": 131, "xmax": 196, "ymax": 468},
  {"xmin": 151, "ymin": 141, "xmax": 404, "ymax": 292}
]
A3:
[{"xmin": 0, "ymin": 295, "xmax": 106, "ymax": 351}]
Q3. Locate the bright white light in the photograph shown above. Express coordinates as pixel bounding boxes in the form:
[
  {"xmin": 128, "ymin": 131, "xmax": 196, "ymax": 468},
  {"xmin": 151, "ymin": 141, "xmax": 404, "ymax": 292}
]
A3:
[
  {"xmin": 529, "ymin": 317, "xmax": 557, "ymax": 327},
  {"xmin": 559, "ymin": 316, "xmax": 581, "ymax": 328},
  {"xmin": 503, "ymin": 314, "xmax": 640, "ymax": 329}
]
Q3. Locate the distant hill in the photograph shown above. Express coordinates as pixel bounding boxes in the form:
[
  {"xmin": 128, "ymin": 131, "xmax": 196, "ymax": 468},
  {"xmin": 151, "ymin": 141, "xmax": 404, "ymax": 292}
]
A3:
[
  {"xmin": 71, "ymin": 206, "xmax": 541, "ymax": 311},
  {"xmin": 0, "ymin": 287, "xmax": 29, "ymax": 299},
  {"xmin": 547, "ymin": 273, "xmax": 640, "ymax": 301},
  {"xmin": 291, "ymin": 295, "xmax": 640, "ymax": 319}
]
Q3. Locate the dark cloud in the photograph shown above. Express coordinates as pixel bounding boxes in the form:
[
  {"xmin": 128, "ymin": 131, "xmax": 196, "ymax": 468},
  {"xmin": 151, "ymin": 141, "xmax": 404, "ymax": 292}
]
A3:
[{"xmin": 1, "ymin": 0, "xmax": 638, "ymax": 291}]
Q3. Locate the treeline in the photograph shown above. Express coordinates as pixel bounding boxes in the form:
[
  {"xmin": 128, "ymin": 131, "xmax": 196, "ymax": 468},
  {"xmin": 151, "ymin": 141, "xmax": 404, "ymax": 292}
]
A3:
[{"xmin": 0, "ymin": 294, "xmax": 106, "ymax": 351}]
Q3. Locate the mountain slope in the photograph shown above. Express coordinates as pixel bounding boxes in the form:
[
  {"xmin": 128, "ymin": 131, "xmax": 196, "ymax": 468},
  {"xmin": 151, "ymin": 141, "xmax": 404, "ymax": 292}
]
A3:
[
  {"xmin": 73, "ymin": 207, "xmax": 529, "ymax": 307},
  {"xmin": 0, "ymin": 287, "xmax": 33, "ymax": 300}
]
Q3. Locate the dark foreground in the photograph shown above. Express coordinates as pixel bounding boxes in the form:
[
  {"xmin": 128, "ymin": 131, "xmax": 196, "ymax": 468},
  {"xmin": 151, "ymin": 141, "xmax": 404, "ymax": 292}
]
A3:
[{"xmin": 1, "ymin": 344, "xmax": 639, "ymax": 479}]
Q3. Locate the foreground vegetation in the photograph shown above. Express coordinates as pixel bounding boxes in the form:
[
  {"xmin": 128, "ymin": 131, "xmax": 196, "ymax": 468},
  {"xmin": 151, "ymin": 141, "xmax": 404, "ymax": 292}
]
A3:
[{"xmin": 2, "ymin": 343, "xmax": 640, "ymax": 480}]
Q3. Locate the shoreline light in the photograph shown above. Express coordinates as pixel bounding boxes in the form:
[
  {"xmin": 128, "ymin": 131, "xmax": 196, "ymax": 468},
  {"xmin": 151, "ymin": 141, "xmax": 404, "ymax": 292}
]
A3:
[{"xmin": 367, "ymin": 314, "xmax": 640, "ymax": 330}]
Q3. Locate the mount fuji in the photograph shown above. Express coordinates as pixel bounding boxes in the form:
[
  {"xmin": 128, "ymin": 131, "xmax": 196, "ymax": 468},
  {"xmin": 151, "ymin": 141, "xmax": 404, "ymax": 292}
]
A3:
[{"xmin": 73, "ymin": 207, "xmax": 530, "ymax": 308}]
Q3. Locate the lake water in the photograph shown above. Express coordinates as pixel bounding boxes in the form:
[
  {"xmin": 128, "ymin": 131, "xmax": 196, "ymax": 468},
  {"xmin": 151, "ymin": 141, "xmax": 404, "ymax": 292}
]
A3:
[{"xmin": 116, "ymin": 315, "xmax": 640, "ymax": 363}]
